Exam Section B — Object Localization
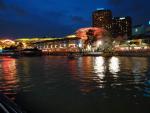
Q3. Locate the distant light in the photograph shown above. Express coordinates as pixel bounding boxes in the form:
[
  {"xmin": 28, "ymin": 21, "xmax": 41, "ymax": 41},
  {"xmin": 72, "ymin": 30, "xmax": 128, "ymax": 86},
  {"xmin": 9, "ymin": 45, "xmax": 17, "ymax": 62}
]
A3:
[
  {"xmin": 78, "ymin": 43, "xmax": 82, "ymax": 48},
  {"xmin": 66, "ymin": 34, "xmax": 76, "ymax": 38},
  {"xmin": 96, "ymin": 8, "xmax": 104, "ymax": 10},
  {"xmin": 149, "ymin": 20, "xmax": 150, "ymax": 25},
  {"xmin": 0, "ymin": 47, "xmax": 2, "ymax": 53},
  {"xmin": 119, "ymin": 17, "xmax": 125, "ymax": 20},
  {"xmin": 96, "ymin": 40, "xmax": 103, "ymax": 47},
  {"xmin": 135, "ymin": 28, "xmax": 138, "ymax": 32},
  {"xmin": 109, "ymin": 57, "xmax": 120, "ymax": 75}
]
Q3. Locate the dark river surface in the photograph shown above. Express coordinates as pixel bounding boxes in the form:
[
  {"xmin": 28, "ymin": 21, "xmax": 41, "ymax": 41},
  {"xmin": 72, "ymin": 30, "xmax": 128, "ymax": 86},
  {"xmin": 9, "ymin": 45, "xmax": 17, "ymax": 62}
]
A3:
[{"xmin": 0, "ymin": 56, "xmax": 150, "ymax": 113}]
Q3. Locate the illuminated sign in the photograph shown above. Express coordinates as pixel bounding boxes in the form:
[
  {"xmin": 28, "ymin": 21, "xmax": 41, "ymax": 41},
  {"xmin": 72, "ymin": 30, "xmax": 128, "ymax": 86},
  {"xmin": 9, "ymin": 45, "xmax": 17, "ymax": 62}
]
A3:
[
  {"xmin": 96, "ymin": 8, "xmax": 104, "ymax": 10},
  {"xmin": 119, "ymin": 17, "xmax": 125, "ymax": 20}
]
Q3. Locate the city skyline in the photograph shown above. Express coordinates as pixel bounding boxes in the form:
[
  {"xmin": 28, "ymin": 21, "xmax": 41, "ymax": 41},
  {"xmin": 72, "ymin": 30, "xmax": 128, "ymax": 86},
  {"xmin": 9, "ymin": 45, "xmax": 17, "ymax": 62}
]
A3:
[{"xmin": 0, "ymin": 0, "xmax": 149, "ymax": 38}]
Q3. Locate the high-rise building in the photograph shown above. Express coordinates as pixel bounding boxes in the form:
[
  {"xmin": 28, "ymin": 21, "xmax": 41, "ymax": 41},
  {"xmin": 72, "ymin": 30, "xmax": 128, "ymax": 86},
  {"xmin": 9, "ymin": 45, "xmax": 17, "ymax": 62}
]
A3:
[
  {"xmin": 112, "ymin": 17, "xmax": 132, "ymax": 37},
  {"xmin": 92, "ymin": 9, "xmax": 112, "ymax": 31},
  {"xmin": 92, "ymin": 9, "xmax": 132, "ymax": 38}
]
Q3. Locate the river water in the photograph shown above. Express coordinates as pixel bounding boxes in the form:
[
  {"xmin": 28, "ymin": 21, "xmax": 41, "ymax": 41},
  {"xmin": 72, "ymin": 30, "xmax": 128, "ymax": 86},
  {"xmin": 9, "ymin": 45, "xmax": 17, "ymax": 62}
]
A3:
[{"xmin": 0, "ymin": 56, "xmax": 150, "ymax": 113}]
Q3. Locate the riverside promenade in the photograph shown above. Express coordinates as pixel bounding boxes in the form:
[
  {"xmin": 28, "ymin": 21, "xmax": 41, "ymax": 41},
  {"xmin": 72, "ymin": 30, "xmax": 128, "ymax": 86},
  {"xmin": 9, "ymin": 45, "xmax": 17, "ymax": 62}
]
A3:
[
  {"xmin": 114, "ymin": 50, "xmax": 150, "ymax": 57},
  {"xmin": 42, "ymin": 49, "xmax": 150, "ymax": 57}
]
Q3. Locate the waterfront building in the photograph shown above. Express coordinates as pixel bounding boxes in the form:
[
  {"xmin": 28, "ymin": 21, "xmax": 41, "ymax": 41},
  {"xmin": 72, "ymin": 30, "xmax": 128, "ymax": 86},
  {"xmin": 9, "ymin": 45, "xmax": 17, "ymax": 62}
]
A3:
[
  {"xmin": 76, "ymin": 27, "xmax": 113, "ymax": 52},
  {"xmin": 112, "ymin": 17, "xmax": 132, "ymax": 38},
  {"xmin": 0, "ymin": 39, "xmax": 15, "ymax": 48},
  {"xmin": 34, "ymin": 36, "xmax": 82, "ymax": 52},
  {"xmin": 92, "ymin": 9, "xmax": 112, "ymax": 32}
]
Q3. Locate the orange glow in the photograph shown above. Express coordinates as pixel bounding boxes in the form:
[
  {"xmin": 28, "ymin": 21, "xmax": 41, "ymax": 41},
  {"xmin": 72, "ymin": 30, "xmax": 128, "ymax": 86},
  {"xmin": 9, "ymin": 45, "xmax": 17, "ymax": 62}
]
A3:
[
  {"xmin": 1, "ymin": 39, "xmax": 15, "ymax": 44},
  {"xmin": 76, "ymin": 27, "xmax": 108, "ymax": 40},
  {"xmin": 1, "ymin": 57, "xmax": 17, "ymax": 82}
]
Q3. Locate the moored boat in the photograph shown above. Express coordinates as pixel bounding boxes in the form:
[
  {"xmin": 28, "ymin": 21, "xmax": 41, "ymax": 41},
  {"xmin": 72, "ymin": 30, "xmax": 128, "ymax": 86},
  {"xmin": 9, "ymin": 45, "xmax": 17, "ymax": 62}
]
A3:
[
  {"xmin": 20, "ymin": 48, "xmax": 42, "ymax": 56},
  {"xmin": 67, "ymin": 52, "xmax": 76, "ymax": 59},
  {"xmin": 67, "ymin": 52, "xmax": 81, "ymax": 59}
]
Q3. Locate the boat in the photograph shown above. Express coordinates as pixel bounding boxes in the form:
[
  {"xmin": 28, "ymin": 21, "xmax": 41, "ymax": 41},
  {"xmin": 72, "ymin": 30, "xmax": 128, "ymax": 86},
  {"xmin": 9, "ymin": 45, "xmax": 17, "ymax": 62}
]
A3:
[
  {"xmin": 0, "ymin": 50, "xmax": 15, "ymax": 57},
  {"xmin": 67, "ymin": 52, "xmax": 80, "ymax": 59},
  {"xmin": 67, "ymin": 52, "xmax": 76, "ymax": 59},
  {"xmin": 0, "ymin": 93, "xmax": 26, "ymax": 113},
  {"xmin": 19, "ymin": 48, "xmax": 42, "ymax": 56}
]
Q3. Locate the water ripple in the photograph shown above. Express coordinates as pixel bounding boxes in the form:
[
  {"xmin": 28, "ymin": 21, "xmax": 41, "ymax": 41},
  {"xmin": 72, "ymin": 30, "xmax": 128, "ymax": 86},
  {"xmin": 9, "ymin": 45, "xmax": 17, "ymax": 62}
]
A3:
[{"xmin": 0, "ymin": 56, "xmax": 150, "ymax": 113}]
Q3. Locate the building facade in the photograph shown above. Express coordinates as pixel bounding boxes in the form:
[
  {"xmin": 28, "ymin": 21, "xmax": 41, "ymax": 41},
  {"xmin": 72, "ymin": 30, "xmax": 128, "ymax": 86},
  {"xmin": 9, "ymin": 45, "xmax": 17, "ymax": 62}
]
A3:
[
  {"xmin": 112, "ymin": 17, "xmax": 132, "ymax": 37},
  {"xmin": 34, "ymin": 37, "xmax": 83, "ymax": 52},
  {"xmin": 92, "ymin": 9, "xmax": 112, "ymax": 32}
]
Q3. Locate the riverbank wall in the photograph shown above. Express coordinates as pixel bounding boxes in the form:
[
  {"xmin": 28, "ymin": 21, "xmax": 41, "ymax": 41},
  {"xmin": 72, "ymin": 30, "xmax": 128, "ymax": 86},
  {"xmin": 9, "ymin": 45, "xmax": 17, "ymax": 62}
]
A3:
[{"xmin": 42, "ymin": 51, "xmax": 150, "ymax": 57}]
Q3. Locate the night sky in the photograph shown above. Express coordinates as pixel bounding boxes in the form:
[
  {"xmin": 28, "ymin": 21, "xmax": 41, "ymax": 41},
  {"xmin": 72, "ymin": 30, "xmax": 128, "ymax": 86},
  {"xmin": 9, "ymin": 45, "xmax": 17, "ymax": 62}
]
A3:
[{"xmin": 0, "ymin": 0, "xmax": 149, "ymax": 38}]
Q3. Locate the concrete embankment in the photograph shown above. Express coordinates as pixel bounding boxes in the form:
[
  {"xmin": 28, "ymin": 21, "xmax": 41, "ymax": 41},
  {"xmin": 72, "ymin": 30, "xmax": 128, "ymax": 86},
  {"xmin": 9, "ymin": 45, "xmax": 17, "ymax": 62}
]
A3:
[
  {"xmin": 114, "ymin": 51, "xmax": 150, "ymax": 57},
  {"xmin": 42, "ymin": 51, "xmax": 103, "ymax": 56},
  {"xmin": 42, "ymin": 51, "xmax": 150, "ymax": 57}
]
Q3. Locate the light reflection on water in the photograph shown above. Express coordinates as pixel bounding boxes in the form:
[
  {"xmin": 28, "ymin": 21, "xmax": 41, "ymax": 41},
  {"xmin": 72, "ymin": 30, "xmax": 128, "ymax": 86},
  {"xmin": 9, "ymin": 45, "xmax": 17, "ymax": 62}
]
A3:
[
  {"xmin": 0, "ymin": 56, "xmax": 150, "ymax": 113},
  {"xmin": 109, "ymin": 56, "xmax": 120, "ymax": 76},
  {"xmin": 94, "ymin": 57, "xmax": 105, "ymax": 79},
  {"xmin": 0, "ymin": 57, "xmax": 19, "ymax": 99}
]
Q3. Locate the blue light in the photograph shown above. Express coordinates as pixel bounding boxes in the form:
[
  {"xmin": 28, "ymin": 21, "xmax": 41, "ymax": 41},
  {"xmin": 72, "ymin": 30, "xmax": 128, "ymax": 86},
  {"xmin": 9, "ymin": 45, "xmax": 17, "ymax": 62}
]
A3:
[
  {"xmin": 149, "ymin": 20, "xmax": 150, "ymax": 25},
  {"xmin": 96, "ymin": 8, "xmax": 104, "ymax": 10}
]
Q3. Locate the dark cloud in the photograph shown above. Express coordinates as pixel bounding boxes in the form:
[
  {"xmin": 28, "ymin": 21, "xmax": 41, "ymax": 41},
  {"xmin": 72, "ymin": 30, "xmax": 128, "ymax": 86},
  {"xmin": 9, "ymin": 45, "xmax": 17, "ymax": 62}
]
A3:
[
  {"xmin": 0, "ymin": 0, "xmax": 6, "ymax": 10},
  {"xmin": 106, "ymin": 0, "xmax": 149, "ymax": 23},
  {"xmin": 108, "ymin": 0, "xmax": 124, "ymax": 5},
  {"xmin": 71, "ymin": 16, "xmax": 89, "ymax": 24},
  {"xmin": 131, "ymin": 2, "xmax": 142, "ymax": 12},
  {"xmin": 0, "ymin": 1, "xmax": 27, "ymax": 16},
  {"xmin": 129, "ymin": 0, "xmax": 149, "ymax": 14},
  {"xmin": 10, "ymin": 4, "xmax": 27, "ymax": 16},
  {"xmin": 0, "ymin": 0, "xmax": 150, "ymax": 37},
  {"xmin": 47, "ymin": 11, "xmax": 65, "ymax": 18},
  {"xmin": 0, "ymin": 14, "xmax": 74, "ymax": 38}
]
